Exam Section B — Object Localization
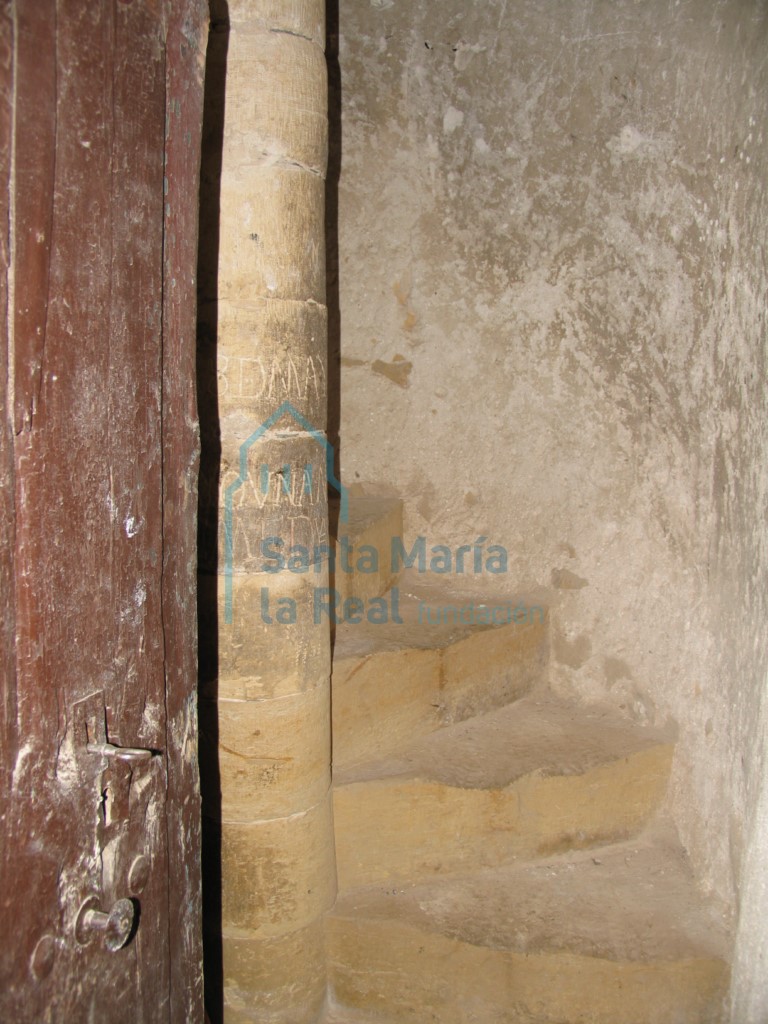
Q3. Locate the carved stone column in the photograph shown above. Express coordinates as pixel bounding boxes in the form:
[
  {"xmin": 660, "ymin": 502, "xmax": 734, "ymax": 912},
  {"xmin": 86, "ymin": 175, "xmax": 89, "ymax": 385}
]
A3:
[{"xmin": 198, "ymin": 2, "xmax": 334, "ymax": 1020}]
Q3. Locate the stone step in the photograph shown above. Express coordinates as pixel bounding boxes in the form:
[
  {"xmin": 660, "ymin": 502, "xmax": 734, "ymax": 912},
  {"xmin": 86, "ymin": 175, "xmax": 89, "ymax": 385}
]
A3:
[
  {"xmin": 332, "ymin": 575, "xmax": 548, "ymax": 771},
  {"xmin": 319, "ymin": 1003, "xmax": 398, "ymax": 1024},
  {"xmin": 329, "ymin": 494, "xmax": 403, "ymax": 605},
  {"xmin": 327, "ymin": 834, "xmax": 730, "ymax": 1024},
  {"xmin": 333, "ymin": 693, "xmax": 674, "ymax": 890}
]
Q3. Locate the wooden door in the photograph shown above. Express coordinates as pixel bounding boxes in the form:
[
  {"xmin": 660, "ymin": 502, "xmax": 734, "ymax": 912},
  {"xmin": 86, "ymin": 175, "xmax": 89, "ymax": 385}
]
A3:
[{"xmin": 0, "ymin": 2, "xmax": 206, "ymax": 1020}]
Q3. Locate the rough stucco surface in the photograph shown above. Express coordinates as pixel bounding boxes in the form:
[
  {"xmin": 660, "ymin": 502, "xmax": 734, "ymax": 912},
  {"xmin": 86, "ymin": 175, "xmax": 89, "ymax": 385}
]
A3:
[{"xmin": 333, "ymin": 1, "xmax": 768, "ymax": 1015}]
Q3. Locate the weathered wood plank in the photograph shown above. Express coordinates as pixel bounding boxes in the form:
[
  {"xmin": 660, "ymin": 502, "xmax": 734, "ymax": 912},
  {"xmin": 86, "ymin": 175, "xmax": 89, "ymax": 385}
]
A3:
[
  {"xmin": 163, "ymin": 1, "xmax": 208, "ymax": 1021},
  {"xmin": 0, "ymin": 1, "xmax": 17, "ymax": 993},
  {"xmin": 0, "ymin": 2, "xmax": 205, "ymax": 1019}
]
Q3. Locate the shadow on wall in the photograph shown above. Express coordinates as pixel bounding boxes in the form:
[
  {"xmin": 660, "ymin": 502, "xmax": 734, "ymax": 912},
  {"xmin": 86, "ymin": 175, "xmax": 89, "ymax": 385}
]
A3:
[
  {"xmin": 196, "ymin": 1, "xmax": 227, "ymax": 1020},
  {"xmin": 326, "ymin": 0, "xmax": 344, "ymax": 659},
  {"xmin": 326, "ymin": 0, "xmax": 342, "ymax": 510}
]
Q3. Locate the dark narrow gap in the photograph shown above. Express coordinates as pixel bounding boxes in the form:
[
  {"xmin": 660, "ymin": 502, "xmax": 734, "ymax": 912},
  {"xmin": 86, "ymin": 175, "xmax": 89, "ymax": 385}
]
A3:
[
  {"xmin": 194, "ymin": 3, "xmax": 340, "ymax": 1018},
  {"xmin": 326, "ymin": 0, "xmax": 342, "ymax": 666},
  {"xmin": 196, "ymin": 3, "xmax": 228, "ymax": 1021}
]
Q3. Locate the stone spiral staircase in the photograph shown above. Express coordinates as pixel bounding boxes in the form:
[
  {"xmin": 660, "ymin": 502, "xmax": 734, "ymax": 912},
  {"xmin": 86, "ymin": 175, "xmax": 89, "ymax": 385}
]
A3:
[{"xmin": 319, "ymin": 498, "xmax": 729, "ymax": 1024}]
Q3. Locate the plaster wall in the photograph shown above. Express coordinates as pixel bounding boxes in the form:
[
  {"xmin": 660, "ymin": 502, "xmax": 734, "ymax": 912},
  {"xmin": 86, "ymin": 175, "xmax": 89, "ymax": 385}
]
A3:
[{"xmin": 332, "ymin": 1, "xmax": 768, "ymax": 1014}]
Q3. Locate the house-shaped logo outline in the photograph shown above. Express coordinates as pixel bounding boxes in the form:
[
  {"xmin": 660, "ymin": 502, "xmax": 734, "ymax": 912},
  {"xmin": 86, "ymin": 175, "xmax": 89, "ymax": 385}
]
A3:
[{"xmin": 223, "ymin": 400, "xmax": 348, "ymax": 624}]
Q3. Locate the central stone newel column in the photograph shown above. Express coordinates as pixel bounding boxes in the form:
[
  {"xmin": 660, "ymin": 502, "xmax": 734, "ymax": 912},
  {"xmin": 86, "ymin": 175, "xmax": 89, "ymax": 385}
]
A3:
[{"xmin": 200, "ymin": 1, "xmax": 335, "ymax": 1019}]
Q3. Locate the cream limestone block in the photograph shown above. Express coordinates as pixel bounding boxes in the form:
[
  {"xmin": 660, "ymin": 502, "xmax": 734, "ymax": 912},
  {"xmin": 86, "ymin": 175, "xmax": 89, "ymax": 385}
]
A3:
[
  {"xmin": 221, "ymin": 919, "xmax": 326, "ymax": 1024},
  {"xmin": 327, "ymin": 837, "xmax": 729, "ymax": 1022},
  {"xmin": 199, "ymin": 686, "xmax": 331, "ymax": 822},
  {"xmin": 518, "ymin": 744, "xmax": 674, "ymax": 853},
  {"xmin": 330, "ymin": 496, "xmax": 404, "ymax": 605},
  {"xmin": 330, "ymin": 612, "xmax": 547, "ymax": 771},
  {"xmin": 217, "ymin": 166, "xmax": 325, "ymax": 304},
  {"xmin": 224, "ymin": 29, "xmax": 327, "ymax": 174},
  {"xmin": 441, "ymin": 617, "xmax": 548, "ymax": 722},
  {"xmin": 214, "ymin": 571, "xmax": 331, "ymax": 700},
  {"xmin": 333, "ymin": 743, "xmax": 674, "ymax": 890},
  {"xmin": 220, "ymin": 792, "xmax": 336, "ymax": 937},
  {"xmin": 226, "ymin": 0, "xmax": 325, "ymax": 47},
  {"xmin": 332, "ymin": 648, "xmax": 441, "ymax": 771},
  {"xmin": 328, "ymin": 914, "xmax": 728, "ymax": 1024},
  {"xmin": 219, "ymin": 431, "xmax": 329, "ymax": 569},
  {"xmin": 214, "ymin": 298, "xmax": 327, "ymax": 426}
]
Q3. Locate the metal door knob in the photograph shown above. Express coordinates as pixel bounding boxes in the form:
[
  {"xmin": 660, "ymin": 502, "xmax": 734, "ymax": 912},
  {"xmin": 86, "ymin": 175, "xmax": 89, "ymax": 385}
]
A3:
[{"xmin": 75, "ymin": 897, "xmax": 135, "ymax": 952}]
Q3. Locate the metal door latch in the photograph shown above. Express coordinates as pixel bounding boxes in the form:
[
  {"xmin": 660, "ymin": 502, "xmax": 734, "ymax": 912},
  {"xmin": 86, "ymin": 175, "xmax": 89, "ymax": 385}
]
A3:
[
  {"xmin": 86, "ymin": 741, "xmax": 153, "ymax": 766},
  {"xmin": 68, "ymin": 691, "xmax": 157, "ymax": 953},
  {"xmin": 73, "ymin": 691, "xmax": 157, "ymax": 769},
  {"xmin": 75, "ymin": 896, "xmax": 136, "ymax": 952}
]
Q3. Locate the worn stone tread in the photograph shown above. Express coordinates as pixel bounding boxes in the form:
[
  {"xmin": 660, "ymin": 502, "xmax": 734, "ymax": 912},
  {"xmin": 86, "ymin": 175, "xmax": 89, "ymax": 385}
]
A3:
[
  {"xmin": 331, "ymin": 833, "xmax": 729, "ymax": 962},
  {"xmin": 329, "ymin": 495, "xmax": 404, "ymax": 605},
  {"xmin": 332, "ymin": 575, "xmax": 549, "ymax": 769},
  {"xmin": 335, "ymin": 690, "xmax": 674, "ymax": 788},
  {"xmin": 327, "ymin": 834, "xmax": 730, "ymax": 1024},
  {"xmin": 333, "ymin": 693, "xmax": 674, "ymax": 889},
  {"xmin": 329, "ymin": 494, "xmax": 403, "ymax": 540},
  {"xmin": 333, "ymin": 568, "xmax": 546, "ymax": 660},
  {"xmin": 320, "ymin": 1003, "xmax": 399, "ymax": 1024}
]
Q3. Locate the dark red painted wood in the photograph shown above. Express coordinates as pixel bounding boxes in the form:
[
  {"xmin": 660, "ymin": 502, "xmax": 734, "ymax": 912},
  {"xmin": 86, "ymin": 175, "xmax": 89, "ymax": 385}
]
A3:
[
  {"xmin": 10, "ymin": 0, "xmax": 55, "ymax": 436},
  {"xmin": 0, "ymin": 3, "xmax": 16, "ymax": 950},
  {"xmin": 0, "ymin": 2, "xmax": 206, "ymax": 1019},
  {"xmin": 163, "ymin": 2, "xmax": 208, "ymax": 1020}
]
